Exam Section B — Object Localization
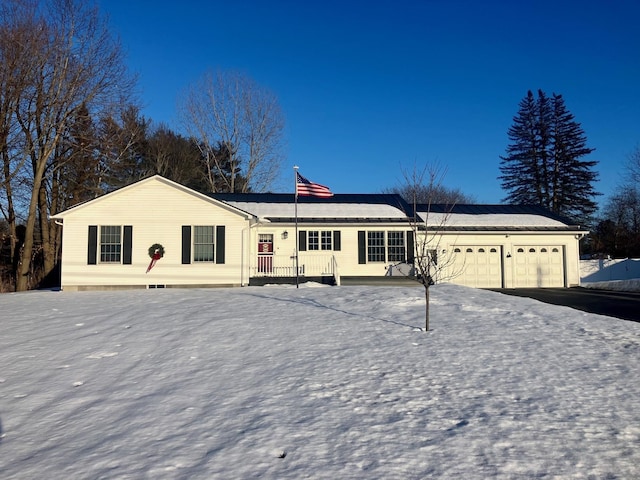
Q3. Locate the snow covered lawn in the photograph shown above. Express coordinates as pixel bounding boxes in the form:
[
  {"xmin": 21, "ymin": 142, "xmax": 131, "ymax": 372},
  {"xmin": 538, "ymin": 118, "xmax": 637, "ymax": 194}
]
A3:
[{"xmin": 1, "ymin": 284, "xmax": 639, "ymax": 479}]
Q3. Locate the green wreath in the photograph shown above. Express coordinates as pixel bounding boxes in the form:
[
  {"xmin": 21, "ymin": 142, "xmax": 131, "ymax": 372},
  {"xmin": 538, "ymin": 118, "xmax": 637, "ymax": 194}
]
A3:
[{"xmin": 148, "ymin": 243, "xmax": 165, "ymax": 259}]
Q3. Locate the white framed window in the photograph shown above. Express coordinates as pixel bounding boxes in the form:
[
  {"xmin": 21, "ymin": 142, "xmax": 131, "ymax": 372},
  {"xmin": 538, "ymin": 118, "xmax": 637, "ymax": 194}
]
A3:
[
  {"xmin": 359, "ymin": 230, "xmax": 410, "ymax": 264},
  {"xmin": 182, "ymin": 225, "xmax": 225, "ymax": 265},
  {"xmin": 299, "ymin": 230, "xmax": 340, "ymax": 253},
  {"xmin": 387, "ymin": 231, "xmax": 405, "ymax": 262},
  {"xmin": 100, "ymin": 226, "xmax": 121, "ymax": 263},
  {"xmin": 320, "ymin": 231, "xmax": 332, "ymax": 250},
  {"xmin": 194, "ymin": 226, "xmax": 215, "ymax": 262},
  {"xmin": 367, "ymin": 231, "xmax": 386, "ymax": 262},
  {"xmin": 308, "ymin": 231, "xmax": 319, "ymax": 250},
  {"xmin": 428, "ymin": 249, "xmax": 438, "ymax": 266}
]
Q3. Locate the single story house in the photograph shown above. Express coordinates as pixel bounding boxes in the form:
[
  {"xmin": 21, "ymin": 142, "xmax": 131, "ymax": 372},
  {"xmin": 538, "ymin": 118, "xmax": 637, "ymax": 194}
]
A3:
[{"xmin": 51, "ymin": 175, "xmax": 588, "ymax": 291}]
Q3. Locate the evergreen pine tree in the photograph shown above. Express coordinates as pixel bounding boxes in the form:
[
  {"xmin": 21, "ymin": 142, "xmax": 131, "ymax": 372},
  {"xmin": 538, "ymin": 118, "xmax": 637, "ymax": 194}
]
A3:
[
  {"xmin": 499, "ymin": 90, "xmax": 599, "ymax": 225},
  {"xmin": 549, "ymin": 93, "xmax": 599, "ymax": 222},
  {"xmin": 499, "ymin": 91, "xmax": 545, "ymax": 206}
]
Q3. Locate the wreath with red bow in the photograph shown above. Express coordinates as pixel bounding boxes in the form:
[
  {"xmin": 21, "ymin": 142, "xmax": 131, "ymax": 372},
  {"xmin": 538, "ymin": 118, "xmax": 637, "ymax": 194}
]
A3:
[
  {"xmin": 146, "ymin": 243, "xmax": 165, "ymax": 273},
  {"xmin": 148, "ymin": 243, "xmax": 165, "ymax": 259}
]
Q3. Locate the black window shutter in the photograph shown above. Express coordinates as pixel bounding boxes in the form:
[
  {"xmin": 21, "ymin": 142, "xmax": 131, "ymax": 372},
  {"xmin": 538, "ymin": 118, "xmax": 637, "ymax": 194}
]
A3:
[
  {"xmin": 123, "ymin": 226, "xmax": 133, "ymax": 265},
  {"xmin": 406, "ymin": 230, "xmax": 415, "ymax": 263},
  {"xmin": 87, "ymin": 225, "xmax": 97, "ymax": 265},
  {"xmin": 333, "ymin": 231, "xmax": 341, "ymax": 251},
  {"xmin": 358, "ymin": 231, "xmax": 366, "ymax": 264},
  {"xmin": 182, "ymin": 226, "xmax": 191, "ymax": 264},
  {"xmin": 298, "ymin": 230, "xmax": 307, "ymax": 251},
  {"xmin": 216, "ymin": 225, "xmax": 225, "ymax": 264}
]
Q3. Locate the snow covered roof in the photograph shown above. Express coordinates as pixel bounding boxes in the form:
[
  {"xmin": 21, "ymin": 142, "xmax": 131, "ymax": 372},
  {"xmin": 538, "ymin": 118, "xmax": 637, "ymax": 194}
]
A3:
[
  {"xmin": 422, "ymin": 213, "xmax": 569, "ymax": 228},
  {"xmin": 211, "ymin": 194, "xmax": 585, "ymax": 231},
  {"xmin": 417, "ymin": 204, "xmax": 583, "ymax": 230},
  {"xmin": 211, "ymin": 193, "xmax": 413, "ymax": 222}
]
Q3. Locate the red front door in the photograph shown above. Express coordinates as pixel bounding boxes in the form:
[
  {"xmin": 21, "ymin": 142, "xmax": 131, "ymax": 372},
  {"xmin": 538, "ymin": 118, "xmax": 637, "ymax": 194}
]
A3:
[{"xmin": 258, "ymin": 234, "xmax": 274, "ymax": 273}]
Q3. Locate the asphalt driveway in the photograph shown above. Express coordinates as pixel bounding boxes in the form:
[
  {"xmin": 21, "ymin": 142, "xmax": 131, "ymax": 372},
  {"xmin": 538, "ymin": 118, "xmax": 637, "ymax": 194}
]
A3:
[{"xmin": 489, "ymin": 287, "xmax": 640, "ymax": 323}]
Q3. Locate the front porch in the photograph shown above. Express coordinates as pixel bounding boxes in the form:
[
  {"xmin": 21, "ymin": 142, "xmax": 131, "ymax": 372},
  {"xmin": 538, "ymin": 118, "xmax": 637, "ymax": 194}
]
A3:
[{"xmin": 249, "ymin": 254, "xmax": 339, "ymax": 286}]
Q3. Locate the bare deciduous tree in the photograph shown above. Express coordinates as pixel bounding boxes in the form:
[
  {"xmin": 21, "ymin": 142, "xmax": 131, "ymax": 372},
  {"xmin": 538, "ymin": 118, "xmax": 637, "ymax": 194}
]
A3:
[
  {"xmin": 178, "ymin": 70, "xmax": 285, "ymax": 193},
  {"xmin": 403, "ymin": 163, "xmax": 461, "ymax": 331},
  {"xmin": 0, "ymin": 0, "xmax": 45, "ymax": 282},
  {"xmin": 96, "ymin": 105, "xmax": 149, "ymax": 191},
  {"xmin": 0, "ymin": 0, "xmax": 134, "ymax": 291},
  {"xmin": 625, "ymin": 145, "xmax": 640, "ymax": 186},
  {"xmin": 384, "ymin": 183, "xmax": 476, "ymax": 205}
]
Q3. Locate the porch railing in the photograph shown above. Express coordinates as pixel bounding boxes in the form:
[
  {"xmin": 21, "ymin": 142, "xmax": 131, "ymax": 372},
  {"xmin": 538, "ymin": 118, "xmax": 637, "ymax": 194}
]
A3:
[{"xmin": 251, "ymin": 254, "xmax": 336, "ymax": 279}]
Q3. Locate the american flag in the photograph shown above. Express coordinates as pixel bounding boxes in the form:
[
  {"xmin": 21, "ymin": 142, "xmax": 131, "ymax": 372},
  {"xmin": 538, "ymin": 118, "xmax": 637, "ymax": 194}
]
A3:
[{"xmin": 296, "ymin": 172, "xmax": 333, "ymax": 198}]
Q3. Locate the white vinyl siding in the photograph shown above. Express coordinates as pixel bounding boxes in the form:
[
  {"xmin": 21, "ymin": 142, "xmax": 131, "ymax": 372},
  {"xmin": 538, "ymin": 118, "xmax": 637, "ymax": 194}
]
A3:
[{"xmin": 55, "ymin": 177, "xmax": 247, "ymax": 289}]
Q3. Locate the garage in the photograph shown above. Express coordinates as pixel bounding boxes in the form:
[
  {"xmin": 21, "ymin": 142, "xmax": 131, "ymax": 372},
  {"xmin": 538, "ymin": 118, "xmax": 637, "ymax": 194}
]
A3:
[
  {"xmin": 513, "ymin": 245, "xmax": 565, "ymax": 287},
  {"xmin": 450, "ymin": 246, "xmax": 503, "ymax": 288}
]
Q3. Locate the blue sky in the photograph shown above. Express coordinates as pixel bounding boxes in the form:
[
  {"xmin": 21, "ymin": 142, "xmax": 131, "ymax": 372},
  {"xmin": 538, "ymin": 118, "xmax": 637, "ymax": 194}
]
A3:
[{"xmin": 98, "ymin": 0, "xmax": 640, "ymax": 203}]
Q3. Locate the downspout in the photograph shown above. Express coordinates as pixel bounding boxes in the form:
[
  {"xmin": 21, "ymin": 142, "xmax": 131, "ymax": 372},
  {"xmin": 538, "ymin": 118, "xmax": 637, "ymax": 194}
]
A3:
[
  {"xmin": 241, "ymin": 226, "xmax": 247, "ymax": 286},
  {"xmin": 575, "ymin": 231, "xmax": 587, "ymax": 287},
  {"xmin": 54, "ymin": 219, "xmax": 63, "ymax": 289}
]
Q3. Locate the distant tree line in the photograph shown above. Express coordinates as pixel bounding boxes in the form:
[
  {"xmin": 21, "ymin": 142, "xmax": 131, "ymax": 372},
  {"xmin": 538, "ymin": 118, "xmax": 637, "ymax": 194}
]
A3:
[{"xmin": 0, "ymin": 0, "xmax": 284, "ymax": 291}]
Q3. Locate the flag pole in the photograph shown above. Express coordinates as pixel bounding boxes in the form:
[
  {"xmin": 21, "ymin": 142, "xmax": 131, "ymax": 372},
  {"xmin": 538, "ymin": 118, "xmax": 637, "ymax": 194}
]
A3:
[{"xmin": 294, "ymin": 165, "xmax": 299, "ymax": 288}]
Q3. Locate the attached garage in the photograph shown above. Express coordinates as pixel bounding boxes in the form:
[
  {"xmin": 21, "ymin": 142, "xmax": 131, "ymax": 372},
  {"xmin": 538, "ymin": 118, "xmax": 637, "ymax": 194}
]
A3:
[
  {"xmin": 418, "ymin": 204, "xmax": 587, "ymax": 289},
  {"xmin": 447, "ymin": 243, "xmax": 566, "ymax": 289}
]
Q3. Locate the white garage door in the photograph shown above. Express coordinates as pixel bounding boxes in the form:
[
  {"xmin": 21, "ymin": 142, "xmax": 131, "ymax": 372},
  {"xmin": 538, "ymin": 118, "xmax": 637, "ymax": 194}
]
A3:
[
  {"xmin": 513, "ymin": 246, "xmax": 565, "ymax": 287},
  {"xmin": 451, "ymin": 246, "xmax": 502, "ymax": 288}
]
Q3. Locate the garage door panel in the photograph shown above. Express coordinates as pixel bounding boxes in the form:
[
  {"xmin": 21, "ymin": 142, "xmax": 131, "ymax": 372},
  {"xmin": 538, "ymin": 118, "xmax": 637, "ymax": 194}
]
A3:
[
  {"xmin": 451, "ymin": 246, "xmax": 502, "ymax": 288},
  {"xmin": 514, "ymin": 246, "xmax": 564, "ymax": 288}
]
